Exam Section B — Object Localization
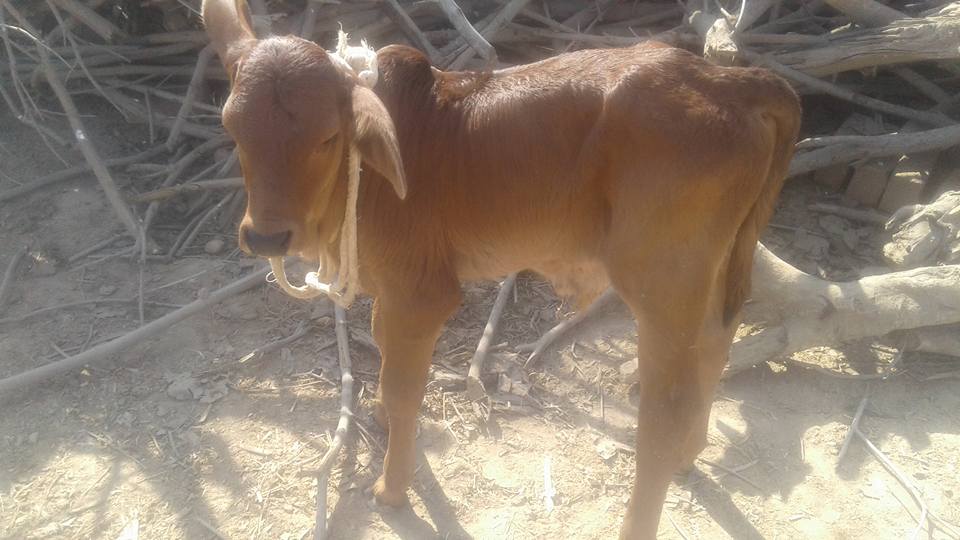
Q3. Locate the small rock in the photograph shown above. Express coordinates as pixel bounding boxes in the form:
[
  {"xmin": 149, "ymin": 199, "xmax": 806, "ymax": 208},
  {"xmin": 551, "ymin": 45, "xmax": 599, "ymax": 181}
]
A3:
[
  {"xmin": 196, "ymin": 287, "xmax": 210, "ymax": 300},
  {"xmin": 594, "ymin": 437, "xmax": 617, "ymax": 461},
  {"xmin": 28, "ymin": 432, "xmax": 38, "ymax": 445},
  {"xmin": 204, "ymin": 238, "xmax": 226, "ymax": 255},
  {"xmin": 98, "ymin": 285, "xmax": 117, "ymax": 296}
]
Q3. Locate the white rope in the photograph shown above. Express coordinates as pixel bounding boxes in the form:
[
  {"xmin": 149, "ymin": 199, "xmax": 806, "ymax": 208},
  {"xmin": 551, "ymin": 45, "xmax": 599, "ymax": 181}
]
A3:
[{"xmin": 267, "ymin": 29, "xmax": 374, "ymax": 308}]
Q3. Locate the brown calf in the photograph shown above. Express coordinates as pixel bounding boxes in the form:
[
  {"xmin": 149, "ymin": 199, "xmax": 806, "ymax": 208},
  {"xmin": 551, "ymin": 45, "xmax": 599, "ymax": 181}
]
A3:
[{"xmin": 202, "ymin": 1, "xmax": 800, "ymax": 537}]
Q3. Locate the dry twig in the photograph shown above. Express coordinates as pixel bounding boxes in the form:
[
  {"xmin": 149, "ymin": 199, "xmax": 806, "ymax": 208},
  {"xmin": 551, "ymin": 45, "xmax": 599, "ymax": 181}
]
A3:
[
  {"xmin": 466, "ymin": 273, "xmax": 517, "ymax": 399},
  {"xmin": 836, "ymin": 392, "xmax": 870, "ymax": 464},
  {"xmin": 450, "ymin": 0, "xmax": 532, "ymax": 69},
  {"xmin": 312, "ymin": 304, "xmax": 354, "ymax": 540},
  {"xmin": 382, "ymin": 0, "xmax": 442, "ymax": 64},
  {"xmin": 49, "ymin": 0, "xmax": 124, "ymax": 42},
  {"xmin": 522, "ymin": 288, "xmax": 619, "ymax": 367},
  {"xmin": 14, "ymin": 6, "xmax": 141, "ymax": 240},
  {"xmin": 435, "ymin": 0, "xmax": 496, "ymax": 66},
  {"xmin": 788, "ymin": 123, "xmax": 960, "ymax": 177},
  {"xmin": 0, "ymin": 266, "xmax": 269, "ymax": 398},
  {"xmin": 822, "ymin": 0, "xmax": 909, "ymax": 27},
  {"xmin": 743, "ymin": 50, "xmax": 955, "ymax": 128},
  {"xmin": 130, "ymin": 177, "xmax": 242, "ymax": 203},
  {"xmin": 0, "ymin": 145, "xmax": 167, "ymax": 203},
  {"xmin": 167, "ymin": 45, "xmax": 216, "ymax": 149},
  {"xmin": 807, "ymin": 202, "xmax": 888, "ymax": 226}
]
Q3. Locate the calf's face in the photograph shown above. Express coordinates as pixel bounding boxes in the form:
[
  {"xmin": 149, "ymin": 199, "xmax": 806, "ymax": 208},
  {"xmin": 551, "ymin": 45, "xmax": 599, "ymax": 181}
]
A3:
[
  {"xmin": 202, "ymin": 0, "xmax": 407, "ymax": 260},
  {"xmin": 224, "ymin": 37, "xmax": 347, "ymax": 257}
]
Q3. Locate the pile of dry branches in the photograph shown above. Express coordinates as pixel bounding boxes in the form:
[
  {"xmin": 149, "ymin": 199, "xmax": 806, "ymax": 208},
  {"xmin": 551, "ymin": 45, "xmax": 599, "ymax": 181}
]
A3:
[
  {"xmin": 3, "ymin": 0, "xmax": 960, "ymax": 241},
  {"xmin": 3, "ymin": 0, "xmax": 960, "ymax": 380}
]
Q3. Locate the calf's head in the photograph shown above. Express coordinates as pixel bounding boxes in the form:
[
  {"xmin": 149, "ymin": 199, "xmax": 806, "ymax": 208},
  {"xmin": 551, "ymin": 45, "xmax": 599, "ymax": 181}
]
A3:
[{"xmin": 202, "ymin": 0, "xmax": 406, "ymax": 259}]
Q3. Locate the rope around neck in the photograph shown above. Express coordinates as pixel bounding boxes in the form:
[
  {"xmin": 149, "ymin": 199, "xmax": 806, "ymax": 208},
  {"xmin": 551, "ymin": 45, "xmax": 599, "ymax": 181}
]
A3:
[{"xmin": 267, "ymin": 29, "xmax": 374, "ymax": 308}]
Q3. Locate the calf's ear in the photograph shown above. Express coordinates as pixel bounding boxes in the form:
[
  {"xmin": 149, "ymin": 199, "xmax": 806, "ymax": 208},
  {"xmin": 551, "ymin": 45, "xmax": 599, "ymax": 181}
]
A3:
[
  {"xmin": 201, "ymin": 0, "xmax": 256, "ymax": 76},
  {"xmin": 351, "ymin": 86, "xmax": 407, "ymax": 200}
]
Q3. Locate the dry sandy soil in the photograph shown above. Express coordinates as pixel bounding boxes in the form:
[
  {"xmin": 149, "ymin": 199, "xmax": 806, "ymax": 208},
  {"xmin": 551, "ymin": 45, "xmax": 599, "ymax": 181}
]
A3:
[{"xmin": 1, "ymin": 98, "xmax": 958, "ymax": 540}]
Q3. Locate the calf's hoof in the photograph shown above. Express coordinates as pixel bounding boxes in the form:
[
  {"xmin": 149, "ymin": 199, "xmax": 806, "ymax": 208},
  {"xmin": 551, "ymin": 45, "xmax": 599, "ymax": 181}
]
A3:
[{"xmin": 372, "ymin": 475, "xmax": 409, "ymax": 507}]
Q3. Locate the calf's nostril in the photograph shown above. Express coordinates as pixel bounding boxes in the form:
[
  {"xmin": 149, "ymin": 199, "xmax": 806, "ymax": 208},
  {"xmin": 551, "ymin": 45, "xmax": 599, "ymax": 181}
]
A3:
[{"xmin": 243, "ymin": 229, "xmax": 292, "ymax": 256}]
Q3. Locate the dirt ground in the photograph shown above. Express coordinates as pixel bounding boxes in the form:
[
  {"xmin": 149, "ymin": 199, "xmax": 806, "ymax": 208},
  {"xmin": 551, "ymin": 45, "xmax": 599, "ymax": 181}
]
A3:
[{"xmin": 1, "ymin": 97, "xmax": 959, "ymax": 540}]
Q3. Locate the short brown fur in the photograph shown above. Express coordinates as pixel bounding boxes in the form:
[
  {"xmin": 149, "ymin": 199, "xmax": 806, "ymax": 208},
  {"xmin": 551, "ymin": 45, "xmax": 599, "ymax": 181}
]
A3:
[{"xmin": 202, "ymin": 1, "xmax": 800, "ymax": 537}]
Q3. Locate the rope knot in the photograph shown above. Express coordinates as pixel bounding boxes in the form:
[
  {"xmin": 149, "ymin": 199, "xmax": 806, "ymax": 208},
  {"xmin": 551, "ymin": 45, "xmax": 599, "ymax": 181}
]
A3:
[{"xmin": 330, "ymin": 28, "xmax": 378, "ymax": 88}]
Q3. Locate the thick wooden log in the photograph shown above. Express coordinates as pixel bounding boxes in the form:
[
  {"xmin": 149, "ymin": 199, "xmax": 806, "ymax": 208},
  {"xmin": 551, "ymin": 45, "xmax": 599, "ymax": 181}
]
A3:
[
  {"xmin": 725, "ymin": 245, "xmax": 960, "ymax": 374},
  {"xmin": 775, "ymin": 4, "xmax": 960, "ymax": 76}
]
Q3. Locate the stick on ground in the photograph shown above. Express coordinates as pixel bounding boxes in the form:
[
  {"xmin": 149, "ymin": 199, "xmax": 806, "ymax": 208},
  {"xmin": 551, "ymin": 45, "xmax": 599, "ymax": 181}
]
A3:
[
  {"xmin": 808, "ymin": 202, "xmax": 889, "ymax": 226},
  {"xmin": 852, "ymin": 427, "xmax": 941, "ymax": 539},
  {"xmin": 522, "ymin": 288, "xmax": 619, "ymax": 368},
  {"xmin": 313, "ymin": 304, "xmax": 354, "ymax": 540},
  {"xmin": 836, "ymin": 392, "xmax": 870, "ymax": 464},
  {"xmin": 0, "ymin": 266, "xmax": 269, "ymax": 399},
  {"xmin": 29, "ymin": 15, "xmax": 141, "ymax": 240},
  {"xmin": 0, "ymin": 145, "xmax": 167, "ymax": 204},
  {"xmin": 130, "ymin": 177, "xmax": 242, "ymax": 203},
  {"xmin": 466, "ymin": 273, "xmax": 517, "ymax": 399}
]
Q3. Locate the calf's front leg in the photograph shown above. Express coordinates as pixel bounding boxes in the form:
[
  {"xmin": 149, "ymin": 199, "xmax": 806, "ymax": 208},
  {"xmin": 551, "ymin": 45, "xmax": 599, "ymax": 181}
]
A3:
[{"xmin": 370, "ymin": 285, "xmax": 460, "ymax": 506}]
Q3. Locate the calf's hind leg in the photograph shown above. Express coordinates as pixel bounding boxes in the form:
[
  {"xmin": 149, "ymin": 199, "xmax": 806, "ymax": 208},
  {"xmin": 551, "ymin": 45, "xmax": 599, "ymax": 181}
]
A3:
[
  {"xmin": 370, "ymin": 280, "xmax": 461, "ymax": 507},
  {"xmin": 606, "ymin": 257, "xmax": 736, "ymax": 540}
]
